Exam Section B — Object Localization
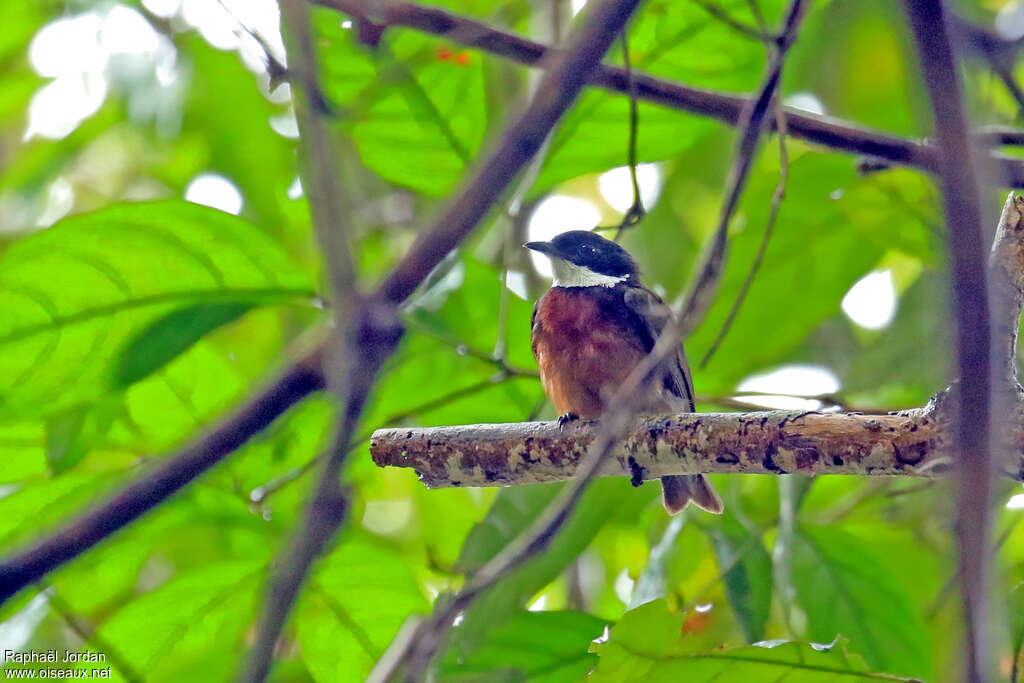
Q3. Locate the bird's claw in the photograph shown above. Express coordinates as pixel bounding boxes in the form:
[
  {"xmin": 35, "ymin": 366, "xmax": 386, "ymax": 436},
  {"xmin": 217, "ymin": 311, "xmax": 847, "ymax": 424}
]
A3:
[{"xmin": 557, "ymin": 412, "xmax": 580, "ymax": 430}]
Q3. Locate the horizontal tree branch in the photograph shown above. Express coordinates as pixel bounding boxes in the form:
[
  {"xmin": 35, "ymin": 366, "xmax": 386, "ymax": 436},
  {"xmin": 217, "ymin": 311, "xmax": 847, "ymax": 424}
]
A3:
[
  {"xmin": 370, "ymin": 404, "xmax": 1024, "ymax": 488},
  {"xmin": 315, "ymin": 0, "xmax": 1024, "ymax": 187}
]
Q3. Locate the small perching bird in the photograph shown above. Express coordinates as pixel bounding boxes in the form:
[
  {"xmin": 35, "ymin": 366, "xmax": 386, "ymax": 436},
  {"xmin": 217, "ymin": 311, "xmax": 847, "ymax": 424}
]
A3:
[{"xmin": 526, "ymin": 230, "xmax": 723, "ymax": 514}]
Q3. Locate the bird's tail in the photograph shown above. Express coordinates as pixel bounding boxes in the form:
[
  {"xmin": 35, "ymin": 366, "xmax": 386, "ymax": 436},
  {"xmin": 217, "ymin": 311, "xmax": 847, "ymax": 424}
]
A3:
[{"xmin": 660, "ymin": 474, "xmax": 723, "ymax": 515}]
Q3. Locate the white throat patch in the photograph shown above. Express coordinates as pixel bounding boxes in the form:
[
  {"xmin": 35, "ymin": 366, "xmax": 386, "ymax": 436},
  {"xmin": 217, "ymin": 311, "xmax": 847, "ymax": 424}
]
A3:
[{"xmin": 551, "ymin": 258, "xmax": 628, "ymax": 288}]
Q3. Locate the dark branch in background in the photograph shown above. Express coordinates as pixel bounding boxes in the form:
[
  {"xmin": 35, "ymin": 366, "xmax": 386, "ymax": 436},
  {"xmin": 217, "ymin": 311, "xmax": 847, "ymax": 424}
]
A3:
[
  {"xmin": 902, "ymin": 3, "xmax": 993, "ymax": 681},
  {"xmin": 243, "ymin": 0, "xmax": 365, "ymax": 677},
  {"xmin": 678, "ymin": 0, "xmax": 807, "ymax": 334},
  {"xmin": 313, "ymin": 0, "xmax": 1024, "ymax": 188},
  {"xmin": 0, "ymin": 346, "xmax": 326, "ymax": 605}
]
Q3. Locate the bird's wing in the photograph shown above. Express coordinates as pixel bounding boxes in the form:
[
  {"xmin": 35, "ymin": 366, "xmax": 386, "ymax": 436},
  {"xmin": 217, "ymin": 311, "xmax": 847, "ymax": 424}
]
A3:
[{"xmin": 622, "ymin": 285, "xmax": 695, "ymax": 412}]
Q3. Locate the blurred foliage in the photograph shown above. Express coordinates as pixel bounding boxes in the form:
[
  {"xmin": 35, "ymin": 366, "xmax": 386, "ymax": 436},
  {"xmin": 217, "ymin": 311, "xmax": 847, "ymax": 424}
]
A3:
[{"xmin": 0, "ymin": 0, "xmax": 1023, "ymax": 681}]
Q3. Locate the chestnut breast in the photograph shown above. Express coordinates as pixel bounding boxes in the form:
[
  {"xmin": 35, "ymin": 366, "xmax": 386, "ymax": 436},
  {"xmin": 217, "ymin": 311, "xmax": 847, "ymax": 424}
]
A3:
[{"xmin": 531, "ymin": 286, "xmax": 650, "ymax": 418}]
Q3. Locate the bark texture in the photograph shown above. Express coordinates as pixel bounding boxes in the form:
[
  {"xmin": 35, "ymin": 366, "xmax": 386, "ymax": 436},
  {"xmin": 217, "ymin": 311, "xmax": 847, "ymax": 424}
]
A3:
[{"xmin": 370, "ymin": 404, "xmax": 1024, "ymax": 488}]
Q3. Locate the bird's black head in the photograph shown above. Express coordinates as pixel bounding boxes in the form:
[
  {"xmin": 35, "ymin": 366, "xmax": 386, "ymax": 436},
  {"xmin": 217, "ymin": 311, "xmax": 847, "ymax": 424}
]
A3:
[{"xmin": 524, "ymin": 230, "xmax": 638, "ymax": 283}]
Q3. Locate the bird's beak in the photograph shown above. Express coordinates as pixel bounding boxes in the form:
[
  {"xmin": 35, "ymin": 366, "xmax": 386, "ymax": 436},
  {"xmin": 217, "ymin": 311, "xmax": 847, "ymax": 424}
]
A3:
[{"xmin": 524, "ymin": 241, "xmax": 556, "ymax": 257}]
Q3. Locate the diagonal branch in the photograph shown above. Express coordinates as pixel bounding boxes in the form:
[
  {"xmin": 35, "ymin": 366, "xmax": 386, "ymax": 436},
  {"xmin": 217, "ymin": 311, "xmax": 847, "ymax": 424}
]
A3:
[
  {"xmin": 313, "ymin": 0, "xmax": 1024, "ymax": 188},
  {"xmin": 242, "ymin": 0, "xmax": 366, "ymax": 678}
]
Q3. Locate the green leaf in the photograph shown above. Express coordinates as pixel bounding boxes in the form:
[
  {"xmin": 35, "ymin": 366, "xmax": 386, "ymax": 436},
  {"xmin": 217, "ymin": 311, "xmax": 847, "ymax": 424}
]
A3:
[
  {"xmin": 96, "ymin": 560, "xmax": 263, "ymax": 678},
  {"xmin": 701, "ymin": 512, "xmax": 772, "ymax": 642},
  {"xmin": 594, "ymin": 634, "xmax": 917, "ymax": 681},
  {"xmin": 44, "ymin": 406, "xmax": 89, "ymax": 474},
  {"xmin": 687, "ymin": 152, "xmax": 887, "ymax": 391},
  {"xmin": 439, "ymin": 610, "xmax": 607, "ymax": 683},
  {"xmin": 180, "ymin": 37, "xmax": 296, "ymax": 229},
  {"xmin": 791, "ymin": 524, "xmax": 931, "ymax": 679},
  {"xmin": 297, "ymin": 536, "xmax": 429, "ymax": 683},
  {"xmin": 325, "ymin": 31, "xmax": 487, "ymax": 196},
  {"xmin": 531, "ymin": 96, "xmax": 712, "ymax": 196},
  {"xmin": 0, "ymin": 421, "xmax": 46, "ymax": 483},
  {"xmin": 590, "ymin": 600, "xmax": 915, "ymax": 681},
  {"xmin": 115, "ymin": 302, "xmax": 251, "ymax": 388},
  {"xmin": 0, "ymin": 200, "xmax": 314, "ymax": 419}
]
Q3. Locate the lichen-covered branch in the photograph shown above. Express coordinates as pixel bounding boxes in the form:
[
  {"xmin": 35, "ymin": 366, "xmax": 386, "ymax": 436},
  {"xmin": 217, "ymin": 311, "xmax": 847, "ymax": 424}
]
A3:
[{"xmin": 371, "ymin": 406, "xmax": 1023, "ymax": 488}]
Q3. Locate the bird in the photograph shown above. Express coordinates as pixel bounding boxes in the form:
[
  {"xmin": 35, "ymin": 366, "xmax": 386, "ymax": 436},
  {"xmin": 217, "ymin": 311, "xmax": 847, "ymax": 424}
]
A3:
[{"xmin": 525, "ymin": 230, "xmax": 723, "ymax": 515}]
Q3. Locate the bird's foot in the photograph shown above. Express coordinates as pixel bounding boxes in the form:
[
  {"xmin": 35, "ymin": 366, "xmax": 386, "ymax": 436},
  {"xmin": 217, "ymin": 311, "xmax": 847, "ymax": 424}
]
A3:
[{"xmin": 557, "ymin": 412, "xmax": 580, "ymax": 430}]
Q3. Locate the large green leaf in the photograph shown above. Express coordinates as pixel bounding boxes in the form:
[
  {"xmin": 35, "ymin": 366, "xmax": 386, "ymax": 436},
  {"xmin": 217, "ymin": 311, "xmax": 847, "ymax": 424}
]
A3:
[
  {"xmin": 439, "ymin": 610, "xmax": 607, "ymax": 682},
  {"xmin": 791, "ymin": 525, "xmax": 931, "ymax": 679},
  {"xmin": 590, "ymin": 600, "xmax": 915, "ymax": 681},
  {"xmin": 179, "ymin": 37, "xmax": 296, "ymax": 230},
  {"xmin": 317, "ymin": 25, "xmax": 488, "ymax": 196},
  {"xmin": 96, "ymin": 560, "xmax": 263, "ymax": 680},
  {"xmin": 687, "ymin": 152, "xmax": 887, "ymax": 391},
  {"xmin": 297, "ymin": 536, "xmax": 429, "ymax": 682},
  {"xmin": 594, "ymin": 637, "xmax": 916, "ymax": 681},
  {"xmin": 0, "ymin": 200, "xmax": 314, "ymax": 419}
]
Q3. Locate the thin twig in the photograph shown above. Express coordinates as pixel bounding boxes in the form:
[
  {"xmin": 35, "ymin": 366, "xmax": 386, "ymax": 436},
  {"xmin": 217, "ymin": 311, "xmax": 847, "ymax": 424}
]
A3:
[
  {"xmin": 614, "ymin": 29, "xmax": 644, "ymax": 241},
  {"xmin": 948, "ymin": 12, "xmax": 1024, "ymax": 119},
  {"xmin": 312, "ymin": 0, "xmax": 1024, "ymax": 187},
  {"xmin": 214, "ymin": 0, "xmax": 288, "ymax": 84},
  {"xmin": 689, "ymin": 0, "xmax": 772, "ymax": 42},
  {"xmin": 677, "ymin": 0, "xmax": 807, "ymax": 336},
  {"xmin": 1012, "ymin": 581, "xmax": 1024, "ymax": 683},
  {"xmin": 45, "ymin": 585, "xmax": 143, "ymax": 683},
  {"xmin": 902, "ymin": 3, "xmax": 993, "ymax": 681},
  {"xmin": 700, "ymin": 108, "xmax": 789, "ymax": 367},
  {"xmin": 926, "ymin": 517, "xmax": 1021, "ymax": 621},
  {"xmin": 264, "ymin": 0, "xmax": 648, "ymax": 678}
]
